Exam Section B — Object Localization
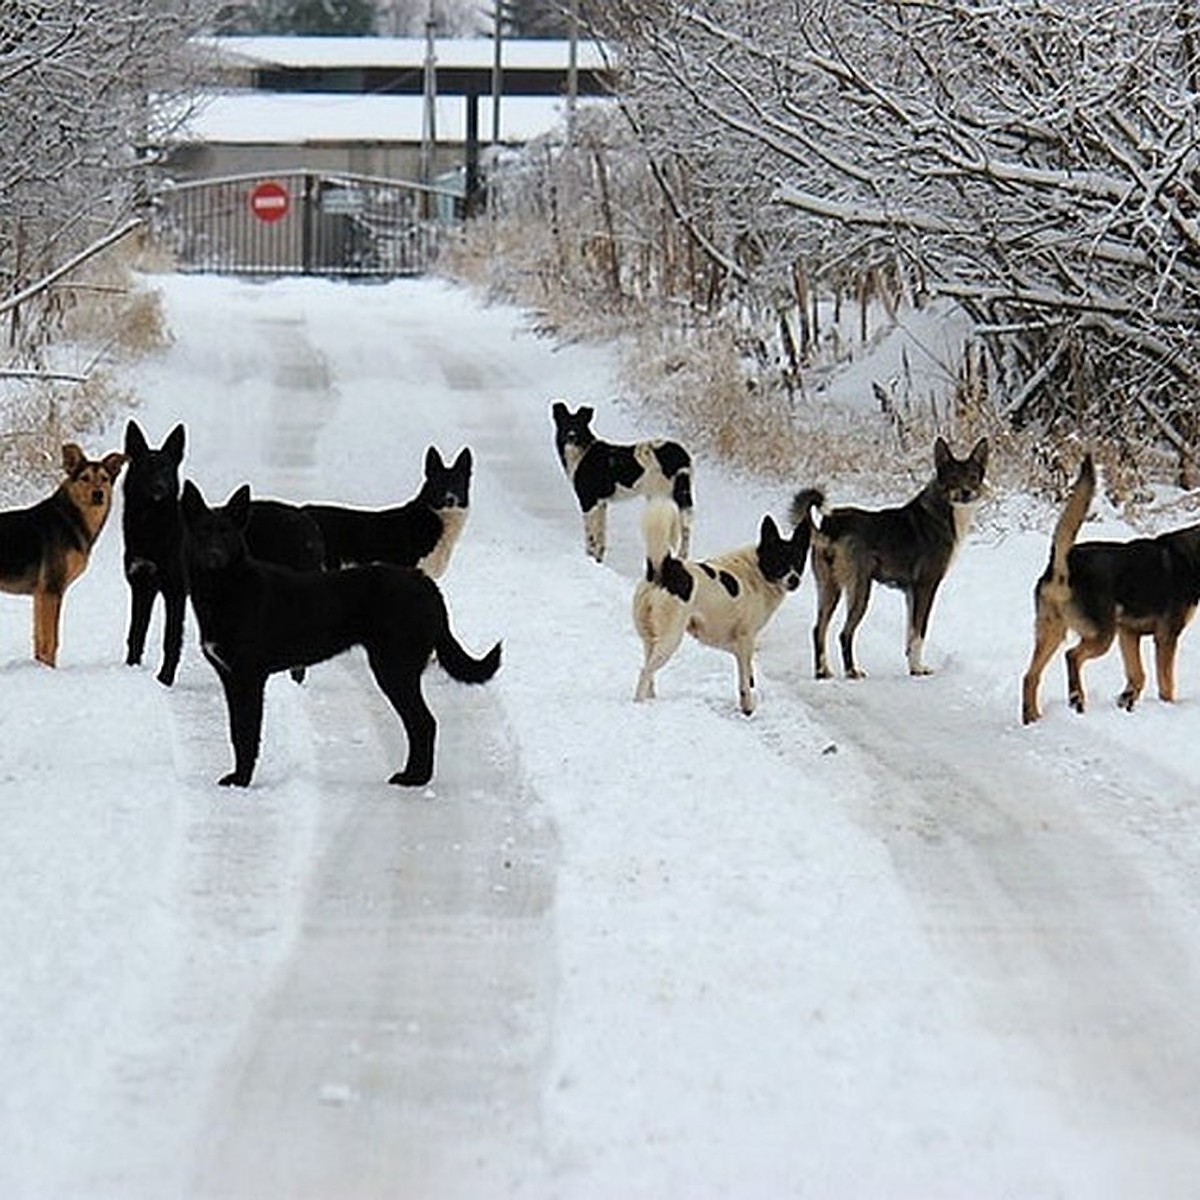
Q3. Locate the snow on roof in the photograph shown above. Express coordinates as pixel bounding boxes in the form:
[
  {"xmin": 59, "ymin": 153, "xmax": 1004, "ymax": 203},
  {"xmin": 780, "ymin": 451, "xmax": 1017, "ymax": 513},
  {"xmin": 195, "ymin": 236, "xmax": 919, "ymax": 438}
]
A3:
[
  {"xmin": 203, "ymin": 34, "xmax": 611, "ymax": 73},
  {"xmin": 173, "ymin": 90, "xmax": 604, "ymax": 145}
]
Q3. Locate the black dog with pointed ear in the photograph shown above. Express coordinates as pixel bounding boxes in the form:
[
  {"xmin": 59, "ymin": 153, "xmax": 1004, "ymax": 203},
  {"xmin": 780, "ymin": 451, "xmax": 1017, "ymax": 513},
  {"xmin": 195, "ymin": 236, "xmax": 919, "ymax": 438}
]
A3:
[
  {"xmin": 180, "ymin": 480, "xmax": 500, "ymax": 789},
  {"xmin": 122, "ymin": 420, "xmax": 187, "ymax": 685},
  {"xmin": 301, "ymin": 445, "xmax": 473, "ymax": 578}
]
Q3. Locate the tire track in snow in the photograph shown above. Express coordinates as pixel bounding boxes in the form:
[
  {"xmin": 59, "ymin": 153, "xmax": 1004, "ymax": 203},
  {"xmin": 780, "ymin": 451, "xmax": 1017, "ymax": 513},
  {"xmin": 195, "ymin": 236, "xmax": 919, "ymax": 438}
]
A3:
[
  {"xmin": 763, "ymin": 657, "xmax": 1200, "ymax": 1191},
  {"xmin": 177, "ymin": 306, "xmax": 558, "ymax": 1198},
  {"xmin": 190, "ymin": 657, "xmax": 556, "ymax": 1199}
]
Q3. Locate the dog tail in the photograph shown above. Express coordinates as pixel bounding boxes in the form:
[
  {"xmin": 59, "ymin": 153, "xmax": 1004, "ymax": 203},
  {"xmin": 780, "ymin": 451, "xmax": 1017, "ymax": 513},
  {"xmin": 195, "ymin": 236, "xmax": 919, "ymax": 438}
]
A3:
[
  {"xmin": 642, "ymin": 496, "xmax": 682, "ymax": 575},
  {"xmin": 437, "ymin": 626, "xmax": 502, "ymax": 685},
  {"xmin": 1049, "ymin": 453, "xmax": 1095, "ymax": 583},
  {"xmin": 790, "ymin": 488, "xmax": 825, "ymax": 530},
  {"xmin": 640, "ymin": 497, "xmax": 693, "ymax": 598}
]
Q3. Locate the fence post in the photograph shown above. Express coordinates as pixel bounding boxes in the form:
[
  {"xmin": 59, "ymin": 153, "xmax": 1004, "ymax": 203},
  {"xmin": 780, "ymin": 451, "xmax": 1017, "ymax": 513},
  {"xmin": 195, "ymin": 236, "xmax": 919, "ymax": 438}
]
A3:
[{"xmin": 302, "ymin": 173, "xmax": 316, "ymax": 275}]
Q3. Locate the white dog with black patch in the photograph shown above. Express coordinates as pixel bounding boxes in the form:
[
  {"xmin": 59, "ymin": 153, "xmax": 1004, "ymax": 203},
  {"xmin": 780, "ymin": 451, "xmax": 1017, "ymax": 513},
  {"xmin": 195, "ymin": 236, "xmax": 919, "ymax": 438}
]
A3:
[
  {"xmin": 632, "ymin": 497, "xmax": 813, "ymax": 715},
  {"xmin": 552, "ymin": 400, "xmax": 694, "ymax": 562}
]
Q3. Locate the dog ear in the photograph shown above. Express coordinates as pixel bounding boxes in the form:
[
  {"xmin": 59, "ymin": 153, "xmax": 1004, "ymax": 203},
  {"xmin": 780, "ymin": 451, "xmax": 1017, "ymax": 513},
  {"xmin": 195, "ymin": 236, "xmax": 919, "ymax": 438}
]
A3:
[
  {"xmin": 225, "ymin": 484, "xmax": 252, "ymax": 528},
  {"xmin": 125, "ymin": 420, "xmax": 148, "ymax": 457},
  {"xmin": 180, "ymin": 480, "xmax": 205, "ymax": 525},
  {"xmin": 425, "ymin": 446, "xmax": 446, "ymax": 473},
  {"xmin": 759, "ymin": 514, "xmax": 782, "ymax": 545},
  {"xmin": 579, "ymin": 405, "xmax": 595, "ymax": 424},
  {"xmin": 969, "ymin": 437, "xmax": 989, "ymax": 471},
  {"xmin": 61, "ymin": 443, "xmax": 85, "ymax": 475},
  {"xmin": 933, "ymin": 436, "xmax": 951, "ymax": 469},
  {"xmin": 551, "ymin": 400, "xmax": 567, "ymax": 422},
  {"xmin": 164, "ymin": 423, "xmax": 186, "ymax": 464},
  {"xmin": 102, "ymin": 452, "xmax": 126, "ymax": 480},
  {"xmin": 453, "ymin": 447, "xmax": 472, "ymax": 472}
]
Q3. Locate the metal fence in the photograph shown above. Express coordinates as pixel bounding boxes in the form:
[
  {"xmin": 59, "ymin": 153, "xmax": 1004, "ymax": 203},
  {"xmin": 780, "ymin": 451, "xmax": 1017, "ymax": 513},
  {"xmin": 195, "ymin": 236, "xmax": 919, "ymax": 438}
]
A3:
[{"xmin": 150, "ymin": 171, "xmax": 463, "ymax": 278}]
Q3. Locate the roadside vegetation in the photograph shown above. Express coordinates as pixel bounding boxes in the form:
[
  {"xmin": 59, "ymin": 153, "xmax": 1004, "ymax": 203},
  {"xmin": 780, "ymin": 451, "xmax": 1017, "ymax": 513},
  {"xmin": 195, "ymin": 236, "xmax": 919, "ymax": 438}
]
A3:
[{"xmin": 448, "ymin": 1, "xmax": 1200, "ymax": 512}]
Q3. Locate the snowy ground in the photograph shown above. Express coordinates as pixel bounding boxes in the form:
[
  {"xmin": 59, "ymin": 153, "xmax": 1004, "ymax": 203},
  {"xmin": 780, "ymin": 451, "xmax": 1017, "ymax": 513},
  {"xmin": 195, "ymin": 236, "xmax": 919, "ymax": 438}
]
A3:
[{"xmin": 2, "ymin": 274, "xmax": 1199, "ymax": 1199}]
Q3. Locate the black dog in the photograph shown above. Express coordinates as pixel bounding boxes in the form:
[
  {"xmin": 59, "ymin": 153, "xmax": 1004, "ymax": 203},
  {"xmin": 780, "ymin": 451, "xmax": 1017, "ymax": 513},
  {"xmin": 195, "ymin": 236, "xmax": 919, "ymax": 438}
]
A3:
[
  {"xmin": 551, "ymin": 400, "xmax": 694, "ymax": 563},
  {"xmin": 122, "ymin": 421, "xmax": 188, "ymax": 685},
  {"xmin": 795, "ymin": 436, "xmax": 989, "ymax": 679},
  {"xmin": 122, "ymin": 420, "xmax": 329, "ymax": 686},
  {"xmin": 180, "ymin": 481, "xmax": 501, "ymax": 788},
  {"xmin": 302, "ymin": 446, "xmax": 472, "ymax": 578}
]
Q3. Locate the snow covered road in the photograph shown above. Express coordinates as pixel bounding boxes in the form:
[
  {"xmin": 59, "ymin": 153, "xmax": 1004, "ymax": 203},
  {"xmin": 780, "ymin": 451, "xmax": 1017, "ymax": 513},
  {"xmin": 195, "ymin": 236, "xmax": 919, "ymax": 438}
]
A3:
[{"xmin": 2, "ymin": 274, "xmax": 1199, "ymax": 1198}]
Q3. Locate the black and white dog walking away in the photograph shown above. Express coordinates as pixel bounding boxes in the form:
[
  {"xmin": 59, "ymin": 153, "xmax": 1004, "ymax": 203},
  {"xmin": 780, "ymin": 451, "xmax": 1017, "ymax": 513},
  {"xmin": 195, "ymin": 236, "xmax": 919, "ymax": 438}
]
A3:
[
  {"xmin": 552, "ymin": 400, "xmax": 694, "ymax": 563},
  {"xmin": 302, "ymin": 446, "xmax": 472, "ymax": 578},
  {"xmin": 180, "ymin": 481, "xmax": 501, "ymax": 788},
  {"xmin": 122, "ymin": 420, "xmax": 327, "ymax": 687},
  {"xmin": 633, "ymin": 497, "xmax": 812, "ymax": 715},
  {"xmin": 794, "ymin": 436, "xmax": 989, "ymax": 680},
  {"xmin": 1021, "ymin": 453, "xmax": 1200, "ymax": 723}
]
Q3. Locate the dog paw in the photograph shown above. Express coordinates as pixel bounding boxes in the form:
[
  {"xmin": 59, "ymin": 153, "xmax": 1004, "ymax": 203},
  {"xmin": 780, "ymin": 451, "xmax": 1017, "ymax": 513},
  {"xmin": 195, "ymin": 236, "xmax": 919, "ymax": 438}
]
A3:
[
  {"xmin": 218, "ymin": 771, "xmax": 250, "ymax": 787},
  {"xmin": 909, "ymin": 665, "xmax": 934, "ymax": 677},
  {"xmin": 1069, "ymin": 692, "xmax": 1086, "ymax": 714},
  {"xmin": 846, "ymin": 667, "xmax": 868, "ymax": 680},
  {"xmin": 389, "ymin": 768, "xmax": 433, "ymax": 787},
  {"xmin": 156, "ymin": 668, "xmax": 176, "ymax": 687},
  {"xmin": 1117, "ymin": 690, "xmax": 1139, "ymax": 712},
  {"xmin": 1021, "ymin": 707, "xmax": 1040, "ymax": 725}
]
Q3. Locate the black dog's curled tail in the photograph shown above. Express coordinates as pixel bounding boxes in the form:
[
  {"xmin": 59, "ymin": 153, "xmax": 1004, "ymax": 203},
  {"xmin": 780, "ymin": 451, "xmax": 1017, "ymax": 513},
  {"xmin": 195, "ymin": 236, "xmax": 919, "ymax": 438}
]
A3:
[
  {"xmin": 790, "ymin": 488, "xmax": 825, "ymax": 530},
  {"xmin": 437, "ymin": 628, "xmax": 502, "ymax": 684}
]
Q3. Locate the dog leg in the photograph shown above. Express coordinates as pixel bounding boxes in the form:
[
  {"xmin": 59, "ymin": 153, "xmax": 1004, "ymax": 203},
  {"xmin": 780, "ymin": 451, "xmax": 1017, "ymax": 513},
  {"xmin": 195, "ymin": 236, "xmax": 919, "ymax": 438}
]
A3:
[
  {"xmin": 583, "ymin": 503, "xmax": 607, "ymax": 562},
  {"xmin": 1065, "ymin": 629, "xmax": 1114, "ymax": 715},
  {"xmin": 733, "ymin": 640, "xmax": 757, "ymax": 715},
  {"xmin": 1021, "ymin": 608, "xmax": 1067, "ymax": 723},
  {"xmin": 125, "ymin": 574, "xmax": 156, "ymax": 668},
  {"xmin": 367, "ymin": 648, "xmax": 437, "ymax": 786},
  {"xmin": 1117, "ymin": 627, "xmax": 1148, "ymax": 711},
  {"xmin": 218, "ymin": 672, "xmax": 266, "ymax": 786},
  {"xmin": 678, "ymin": 504, "xmax": 694, "ymax": 559},
  {"xmin": 33, "ymin": 589, "xmax": 62, "ymax": 667},
  {"xmin": 634, "ymin": 623, "xmax": 686, "ymax": 702},
  {"xmin": 838, "ymin": 577, "xmax": 872, "ymax": 679},
  {"xmin": 158, "ymin": 587, "xmax": 186, "ymax": 687},
  {"xmin": 905, "ymin": 582, "xmax": 939, "ymax": 676},
  {"xmin": 1153, "ymin": 624, "xmax": 1183, "ymax": 703},
  {"xmin": 811, "ymin": 566, "xmax": 840, "ymax": 680}
]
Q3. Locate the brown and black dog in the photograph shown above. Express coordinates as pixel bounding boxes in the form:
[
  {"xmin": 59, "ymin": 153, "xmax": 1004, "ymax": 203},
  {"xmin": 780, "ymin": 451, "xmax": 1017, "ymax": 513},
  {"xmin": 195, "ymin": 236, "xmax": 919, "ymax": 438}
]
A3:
[
  {"xmin": 794, "ymin": 437, "xmax": 989, "ymax": 680},
  {"xmin": 1021, "ymin": 454, "xmax": 1200, "ymax": 723},
  {"xmin": 0, "ymin": 442, "xmax": 125, "ymax": 666}
]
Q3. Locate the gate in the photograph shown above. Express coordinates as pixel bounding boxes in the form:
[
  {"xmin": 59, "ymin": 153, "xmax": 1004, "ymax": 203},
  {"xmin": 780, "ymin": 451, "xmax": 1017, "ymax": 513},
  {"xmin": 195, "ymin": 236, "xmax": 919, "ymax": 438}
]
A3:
[{"xmin": 150, "ymin": 171, "xmax": 463, "ymax": 278}]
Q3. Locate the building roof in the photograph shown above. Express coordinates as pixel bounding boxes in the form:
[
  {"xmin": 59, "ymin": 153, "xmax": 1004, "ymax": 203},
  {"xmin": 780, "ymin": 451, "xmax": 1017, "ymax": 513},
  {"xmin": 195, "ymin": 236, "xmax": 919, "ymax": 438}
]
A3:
[
  {"xmin": 202, "ymin": 35, "xmax": 612, "ymax": 73},
  {"xmin": 170, "ymin": 90, "xmax": 607, "ymax": 146}
]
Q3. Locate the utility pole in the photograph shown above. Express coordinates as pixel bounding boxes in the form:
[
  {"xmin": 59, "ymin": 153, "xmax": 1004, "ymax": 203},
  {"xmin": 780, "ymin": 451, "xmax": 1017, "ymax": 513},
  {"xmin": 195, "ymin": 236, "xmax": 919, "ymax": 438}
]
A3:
[
  {"xmin": 566, "ymin": 0, "xmax": 579, "ymax": 144},
  {"xmin": 491, "ymin": 2, "xmax": 503, "ymax": 147},
  {"xmin": 421, "ymin": 5, "xmax": 437, "ymax": 212}
]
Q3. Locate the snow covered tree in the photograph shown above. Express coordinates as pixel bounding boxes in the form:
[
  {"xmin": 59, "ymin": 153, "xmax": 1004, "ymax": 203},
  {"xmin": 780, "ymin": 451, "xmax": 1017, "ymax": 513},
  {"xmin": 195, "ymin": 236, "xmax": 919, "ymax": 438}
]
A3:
[
  {"xmin": 0, "ymin": 0, "xmax": 213, "ymax": 364},
  {"xmin": 588, "ymin": 0, "xmax": 1200, "ymax": 471},
  {"xmin": 215, "ymin": 0, "xmax": 377, "ymax": 34}
]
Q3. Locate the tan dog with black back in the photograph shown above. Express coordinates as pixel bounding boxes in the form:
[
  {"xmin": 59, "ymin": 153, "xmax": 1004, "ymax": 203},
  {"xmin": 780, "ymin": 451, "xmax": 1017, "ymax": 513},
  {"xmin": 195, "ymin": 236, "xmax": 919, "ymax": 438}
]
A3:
[
  {"xmin": 0, "ymin": 442, "xmax": 125, "ymax": 666},
  {"xmin": 1022, "ymin": 453, "xmax": 1200, "ymax": 722}
]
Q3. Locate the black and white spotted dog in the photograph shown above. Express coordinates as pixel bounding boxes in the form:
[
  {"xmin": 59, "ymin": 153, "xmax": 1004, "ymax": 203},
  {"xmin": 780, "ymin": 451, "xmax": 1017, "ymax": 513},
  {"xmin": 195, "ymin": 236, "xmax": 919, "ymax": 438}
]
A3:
[{"xmin": 551, "ymin": 400, "xmax": 694, "ymax": 563}]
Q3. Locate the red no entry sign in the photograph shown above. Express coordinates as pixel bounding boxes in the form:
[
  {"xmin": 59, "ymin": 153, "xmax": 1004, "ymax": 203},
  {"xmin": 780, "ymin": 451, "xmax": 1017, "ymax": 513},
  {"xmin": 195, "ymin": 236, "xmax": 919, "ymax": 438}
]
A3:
[{"xmin": 248, "ymin": 180, "xmax": 290, "ymax": 223}]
